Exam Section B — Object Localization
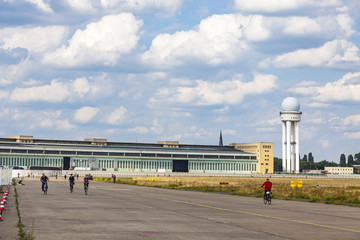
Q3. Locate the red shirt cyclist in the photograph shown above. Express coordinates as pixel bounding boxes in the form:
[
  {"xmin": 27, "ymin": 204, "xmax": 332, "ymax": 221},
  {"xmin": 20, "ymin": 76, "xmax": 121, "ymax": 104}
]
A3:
[{"xmin": 261, "ymin": 178, "xmax": 272, "ymax": 197}]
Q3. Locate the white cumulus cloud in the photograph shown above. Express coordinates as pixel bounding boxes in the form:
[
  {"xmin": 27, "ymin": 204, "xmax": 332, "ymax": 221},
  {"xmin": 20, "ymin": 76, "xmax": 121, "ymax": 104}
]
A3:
[
  {"xmin": 143, "ymin": 12, "xmax": 354, "ymax": 68},
  {"xmin": 343, "ymin": 132, "xmax": 360, "ymax": 139},
  {"xmin": 343, "ymin": 115, "xmax": 360, "ymax": 126},
  {"xmin": 66, "ymin": 0, "xmax": 183, "ymax": 16},
  {"xmin": 234, "ymin": 0, "xmax": 342, "ymax": 13},
  {"xmin": 42, "ymin": 13, "xmax": 143, "ymax": 67},
  {"xmin": 0, "ymin": 90, "xmax": 10, "ymax": 99},
  {"xmin": 9, "ymin": 74, "xmax": 113, "ymax": 102},
  {"xmin": 66, "ymin": 0, "xmax": 96, "ymax": 12},
  {"xmin": 101, "ymin": 0, "xmax": 183, "ymax": 15},
  {"xmin": 150, "ymin": 73, "xmax": 278, "ymax": 106},
  {"xmin": 150, "ymin": 118, "xmax": 164, "ymax": 134},
  {"xmin": 271, "ymin": 40, "xmax": 360, "ymax": 68},
  {"xmin": 37, "ymin": 111, "xmax": 74, "ymax": 130},
  {"xmin": 128, "ymin": 126, "xmax": 149, "ymax": 134},
  {"xmin": 0, "ymin": 26, "xmax": 68, "ymax": 54},
  {"xmin": 39, "ymin": 118, "xmax": 74, "ymax": 130},
  {"xmin": 10, "ymin": 80, "xmax": 69, "ymax": 102},
  {"xmin": 11, "ymin": 110, "xmax": 75, "ymax": 131},
  {"xmin": 74, "ymin": 106, "xmax": 99, "ymax": 123},
  {"xmin": 105, "ymin": 107, "xmax": 128, "ymax": 125},
  {"xmin": 289, "ymin": 72, "xmax": 360, "ymax": 103},
  {"xmin": 142, "ymin": 14, "xmax": 260, "ymax": 67},
  {"xmin": 25, "ymin": 0, "xmax": 53, "ymax": 13},
  {"xmin": 0, "ymin": 60, "xmax": 39, "ymax": 85}
]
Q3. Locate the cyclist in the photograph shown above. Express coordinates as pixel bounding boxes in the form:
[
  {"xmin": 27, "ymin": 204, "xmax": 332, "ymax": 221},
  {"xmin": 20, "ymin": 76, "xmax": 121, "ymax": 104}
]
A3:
[
  {"xmin": 69, "ymin": 174, "xmax": 75, "ymax": 192},
  {"xmin": 40, "ymin": 173, "xmax": 49, "ymax": 192},
  {"xmin": 261, "ymin": 178, "xmax": 272, "ymax": 198},
  {"xmin": 84, "ymin": 174, "xmax": 89, "ymax": 190}
]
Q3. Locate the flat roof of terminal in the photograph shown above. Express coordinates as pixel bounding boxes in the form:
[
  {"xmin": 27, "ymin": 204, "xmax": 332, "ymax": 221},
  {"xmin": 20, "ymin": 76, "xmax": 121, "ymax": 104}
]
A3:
[{"xmin": 0, "ymin": 137, "xmax": 253, "ymax": 155}]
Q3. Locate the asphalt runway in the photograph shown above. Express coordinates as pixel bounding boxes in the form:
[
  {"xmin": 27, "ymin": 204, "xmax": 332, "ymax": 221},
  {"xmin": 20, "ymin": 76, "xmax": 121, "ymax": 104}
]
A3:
[{"xmin": 14, "ymin": 178, "xmax": 360, "ymax": 240}]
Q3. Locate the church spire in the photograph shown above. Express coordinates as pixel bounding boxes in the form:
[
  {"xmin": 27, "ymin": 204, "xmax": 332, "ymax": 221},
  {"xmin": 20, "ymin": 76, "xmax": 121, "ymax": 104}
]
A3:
[{"xmin": 219, "ymin": 130, "xmax": 223, "ymax": 146}]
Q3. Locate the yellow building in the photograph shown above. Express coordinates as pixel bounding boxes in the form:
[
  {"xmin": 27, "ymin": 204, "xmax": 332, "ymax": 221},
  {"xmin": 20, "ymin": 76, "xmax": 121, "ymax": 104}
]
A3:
[
  {"xmin": 324, "ymin": 167, "xmax": 353, "ymax": 175},
  {"xmin": 9, "ymin": 135, "xmax": 34, "ymax": 143},
  {"xmin": 230, "ymin": 142, "xmax": 274, "ymax": 174}
]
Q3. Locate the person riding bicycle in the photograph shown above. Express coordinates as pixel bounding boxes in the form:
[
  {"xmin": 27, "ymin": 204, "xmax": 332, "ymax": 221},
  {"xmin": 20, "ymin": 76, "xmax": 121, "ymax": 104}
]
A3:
[
  {"xmin": 40, "ymin": 173, "xmax": 49, "ymax": 192},
  {"xmin": 69, "ymin": 174, "xmax": 75, "ymax": 189},
  {"xmin": 261, "ymin": 178, "xmax": 272, "ymax": 198},
  {"xmin": 83, "ymin": 174, "xmax": 89, "ymax": 189}
]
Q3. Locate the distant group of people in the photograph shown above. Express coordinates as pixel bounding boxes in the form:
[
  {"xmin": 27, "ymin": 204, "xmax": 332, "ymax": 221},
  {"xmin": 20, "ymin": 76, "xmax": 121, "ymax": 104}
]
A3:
[
  {"xmin": 64, "ymin": 173, "xmax": 80, "ymax": 180},
  {"xmin": 40, "ymin": 173, "xmax": 91, "ymax": 193}
]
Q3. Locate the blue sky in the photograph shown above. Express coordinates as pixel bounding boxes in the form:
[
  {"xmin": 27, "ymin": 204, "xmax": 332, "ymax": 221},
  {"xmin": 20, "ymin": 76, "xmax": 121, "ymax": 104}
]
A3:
[{"xmin": 1, "ymin": 0, "xmax": 360, "ymax": 163}]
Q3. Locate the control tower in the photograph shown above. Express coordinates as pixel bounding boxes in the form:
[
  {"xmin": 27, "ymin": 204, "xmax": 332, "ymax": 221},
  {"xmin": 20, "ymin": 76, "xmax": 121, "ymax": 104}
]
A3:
[{"xmin": 280, "ymin": 97, "xmax": 302, "ymax": 173}]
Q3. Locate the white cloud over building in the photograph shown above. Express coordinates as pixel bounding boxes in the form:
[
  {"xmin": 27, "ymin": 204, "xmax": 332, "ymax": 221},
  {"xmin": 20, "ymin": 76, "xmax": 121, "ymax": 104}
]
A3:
[
  {"xmin": 74, "ymin": 107, "xmax": 100, "ymax": 123},
  {"xmin": 42, "ymin": 13, "xmax": 143, "ymax": 67},
  {"xmin": 150, "ymin": 73, "xmax": 278, "ymax": 106}
]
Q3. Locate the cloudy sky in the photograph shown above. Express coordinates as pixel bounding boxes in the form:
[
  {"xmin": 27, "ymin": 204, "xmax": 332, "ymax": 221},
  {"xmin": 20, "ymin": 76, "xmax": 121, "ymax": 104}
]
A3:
[{"xmin": 1, "ymin": 0, "xmax": 360, "ymax": 163}]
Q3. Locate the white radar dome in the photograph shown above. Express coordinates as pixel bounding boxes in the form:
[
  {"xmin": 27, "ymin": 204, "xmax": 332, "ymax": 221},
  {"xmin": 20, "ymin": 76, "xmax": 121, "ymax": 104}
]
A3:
[{"xmin": 281, "ymin": 97, "xmax": 300, "ymax": 111}]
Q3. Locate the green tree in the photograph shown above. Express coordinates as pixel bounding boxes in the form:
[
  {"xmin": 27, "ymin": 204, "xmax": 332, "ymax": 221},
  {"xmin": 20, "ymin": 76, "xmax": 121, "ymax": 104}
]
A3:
[
  {"xmin": 314, "ymin": 160, "xmax": 338, "ymax": 170},
  {"xmin": 300, "ymin": 154, "xmax": 308, "ymax": 170},
  {"xmin": 273, "ymin": 157, "xmax": 282, "ymax": 172},
  {"xmin": 347, "ymin": 154, "xmax": 354, "ymax": 167},
  {"xmin": 300, "ymin": 159, "xmax": 308, "ymax": 171},
  {"xmin": 308, "ymin": 153, "xmax": 314, "ymax": 170},
  {"xmin": 354, "ymin": 152, "xmax": 360, "ymax": 165},
  {"xmin": 302, "ymin": 154, "xmax": 308, "ymax": 162},
  {"xmin": 340, "ymin": 154, "xmax": 346, "ymax": 167}
]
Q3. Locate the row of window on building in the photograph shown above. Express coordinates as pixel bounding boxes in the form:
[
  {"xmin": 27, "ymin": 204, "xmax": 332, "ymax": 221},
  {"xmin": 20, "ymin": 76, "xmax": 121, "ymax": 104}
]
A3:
[
  {"xmin": 0, "ymin": 148, "xmax": 255, "ymax": 160},
  {"xmin": 0, "ymin": 156, "xmax": 257, "ymax": 173}
]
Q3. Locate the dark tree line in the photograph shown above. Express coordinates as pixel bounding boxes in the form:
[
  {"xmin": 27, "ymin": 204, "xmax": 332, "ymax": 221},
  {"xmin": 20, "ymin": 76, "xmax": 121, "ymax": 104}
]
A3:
[
  {"xmin": 274, "ymin": 152, "xmax": 360, "ymax": 172},
  {"xmin": 339, "ymin": 153, "xmax": 360, "ymax": 167}
]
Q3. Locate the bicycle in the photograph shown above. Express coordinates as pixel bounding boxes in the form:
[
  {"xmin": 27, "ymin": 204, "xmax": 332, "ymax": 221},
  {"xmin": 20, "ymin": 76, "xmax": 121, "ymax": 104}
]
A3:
[
  {"xmin": 70, "ymin": 182, "xmax": 74, "ymax": 193},
  {"xmin": 43, "ymin": 182, "xmax": 48, "ymax": 195},
  {"xmin": 264, "ymin": 191, "xmax": 271, "ymax": 205},
  {"xmin": 84, "ymin": 183, "xmax": 88, "ymax": 195}
]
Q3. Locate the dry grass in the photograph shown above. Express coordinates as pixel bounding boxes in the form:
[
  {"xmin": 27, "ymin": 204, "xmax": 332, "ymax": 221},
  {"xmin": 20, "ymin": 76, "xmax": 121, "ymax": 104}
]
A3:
[{"xmin": 94, "ymin": 176, "xmax": 360, "ymax": 206}]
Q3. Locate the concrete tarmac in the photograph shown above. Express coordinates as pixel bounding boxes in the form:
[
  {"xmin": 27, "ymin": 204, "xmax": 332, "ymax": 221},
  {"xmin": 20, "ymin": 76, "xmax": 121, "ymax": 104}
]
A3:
[
  {"xmin": 0, "ymin": 184, "xmax": 18, "ymax": 240},
  {"xmin": 5, "ymin": 178, "xmax": 360, "ymax": 240}
]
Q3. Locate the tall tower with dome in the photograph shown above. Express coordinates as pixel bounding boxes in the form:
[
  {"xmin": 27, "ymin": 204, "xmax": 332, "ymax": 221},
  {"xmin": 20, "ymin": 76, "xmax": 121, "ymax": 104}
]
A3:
[{"xmin": 280, "ymin": 97, "xmax": 302, "ymax": 173}]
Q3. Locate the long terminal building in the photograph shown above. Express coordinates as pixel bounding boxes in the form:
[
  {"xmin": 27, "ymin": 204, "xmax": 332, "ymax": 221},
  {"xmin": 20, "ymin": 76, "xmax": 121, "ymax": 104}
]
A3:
[{"xmin": 0, "ymin": 136, "xmax": 274, "ymax": 174}]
